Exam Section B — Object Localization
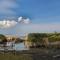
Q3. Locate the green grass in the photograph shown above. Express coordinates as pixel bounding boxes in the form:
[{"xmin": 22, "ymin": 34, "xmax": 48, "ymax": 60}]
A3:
[
  {"xmin": 0, "ymin": 48, "xmax": 59, "ymax": 60},
  {"xmin": 0, "ymin": 53, "xmax": 32, "ymax": 60}
]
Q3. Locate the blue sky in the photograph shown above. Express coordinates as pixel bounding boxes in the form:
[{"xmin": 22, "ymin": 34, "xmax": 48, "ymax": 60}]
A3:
[{"xmin": 0, "ymin": 0, "xmax": 60, "ymax": 35}]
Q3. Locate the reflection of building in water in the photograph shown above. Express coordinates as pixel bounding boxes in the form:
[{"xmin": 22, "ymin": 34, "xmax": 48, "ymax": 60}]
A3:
[
  {"xmin": 6, "ymin": 41, "xmax": 14, "ymax": 46},
  {"xmin": 3, "ymin": 35, "xmax": 17, "ymax": 50},
  {"xmin": 6, "ymin": 41, "xmax": 15, "ymax": 50}
]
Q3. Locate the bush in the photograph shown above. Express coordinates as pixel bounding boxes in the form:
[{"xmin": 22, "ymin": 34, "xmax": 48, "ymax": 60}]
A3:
[{"xmin": 0, "ymin": 34, "xmax": 7, "ymax": 42}]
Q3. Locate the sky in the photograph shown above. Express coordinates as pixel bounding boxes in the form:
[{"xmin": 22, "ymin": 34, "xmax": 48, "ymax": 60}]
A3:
[{"xmin": 0, "ymin": 0, "xmax": 60, "ymax": 35}]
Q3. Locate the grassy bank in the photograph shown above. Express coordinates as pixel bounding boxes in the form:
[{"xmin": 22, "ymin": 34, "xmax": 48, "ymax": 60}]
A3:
[
  {"xmin": 0, "ymin": 48, "xmax": 60, "ymax": 60},
  {"xmin": 0, "ymin": 53, "xmax": 32, "ymax": 60},
  {"xmin": 0, "ymin": 48, "xmax": 48, "ymax": 60}
]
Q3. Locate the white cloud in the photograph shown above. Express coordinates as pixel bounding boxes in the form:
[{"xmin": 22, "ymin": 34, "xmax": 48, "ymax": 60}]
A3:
[
  {"xmin": 0, "ymin": 20, "xmax": 17, "ymax": 28},
  {"xmin": 0, "ymin": 16, "xmax": 31, "ymax": 28},
  {"xmin": 18, "ymin": 16, "xmax": 31, "ymax": 24}
]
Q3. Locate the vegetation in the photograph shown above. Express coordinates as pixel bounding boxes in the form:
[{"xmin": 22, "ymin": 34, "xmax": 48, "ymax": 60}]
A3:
[
  {"xmin": 0, "ymin": 34, "xmax": 7, "ymax": 42},
  {"xmin": 0, "ymin": 53, "xmax": 32, "ymax": 60},
  {"xmin": 27, "ymin": 32, "xmax": 60, "ymax": 48},
  {"xmin": 15, "ymin": 38, "xmax": 24, "ymax": 43},
  {"xmin": 0, "ymin": 33, "xmax": 60, "ymax": 48},
  {"xmin": 27, "ymin": 33, "xmax": 48, "ymax": 47},
  {"xmin": 28, "ymin": 33, "xmax": 48, "ymax": 42},
  {"xmin": 0, "ymin": 34, "xmax": 23, "ymax": 43}
]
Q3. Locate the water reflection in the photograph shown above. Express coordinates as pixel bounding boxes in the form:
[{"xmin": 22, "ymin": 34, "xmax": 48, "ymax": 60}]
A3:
[
  {"xmin": 15, "ymin": 42, "xmax": 29, "ymax": 51},
  {"xmin": 0, "ymin": 42, "xmax": 29, "ymax": 51}
]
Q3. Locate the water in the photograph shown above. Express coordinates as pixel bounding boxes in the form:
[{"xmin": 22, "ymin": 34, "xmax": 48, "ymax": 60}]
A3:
[
  {"xmin": 0, "ymin": 42, "xmax": 29, "ymax": 51},
  {"xmin": 15, "ymin": 42, "xmax": 29, "ymax": 51}
]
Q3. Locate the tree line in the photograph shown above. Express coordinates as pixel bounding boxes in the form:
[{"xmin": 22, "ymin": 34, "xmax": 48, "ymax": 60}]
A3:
[{"xmin": 27, "ymin": 32, "xmax": 60, "ymax": 48}]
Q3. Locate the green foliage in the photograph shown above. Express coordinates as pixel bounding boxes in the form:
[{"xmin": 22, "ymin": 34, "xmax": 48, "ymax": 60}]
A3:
[
  {"xmin": 28, "ymin": 33, "xmax": 60, "ymax": 48},
  {"xmin": 15, "ymin": 38, "xmax": 24, "ymax": 43},
  {"xmin": 0, "ymin": 34, "xmax": 7, "ymax": 41},
  {"xmin": 0, "ymin": 54, "xmax": 32, "ymax": 60},
  {"xmin": 49, "ymin": 35, "xmax": 60, "ymax": 42},
  {"xmin": 28, "ymin": 33, "xmax": 48, "ymax": 43}
]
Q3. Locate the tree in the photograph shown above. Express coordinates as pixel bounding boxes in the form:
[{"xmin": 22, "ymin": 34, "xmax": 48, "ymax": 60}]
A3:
[
  {"xmin": 0, "ymin": 34, "xmax": 7, "ymax": 42},
  {"xmin": 27, "ymin": 33, "xmax": 48, "ymax": 47}
]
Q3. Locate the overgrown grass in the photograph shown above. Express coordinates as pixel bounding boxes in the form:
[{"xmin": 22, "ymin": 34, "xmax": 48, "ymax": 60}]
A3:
[{"xmin": 0, "ymin": 53, "xmax": 32, "ymax": 60}]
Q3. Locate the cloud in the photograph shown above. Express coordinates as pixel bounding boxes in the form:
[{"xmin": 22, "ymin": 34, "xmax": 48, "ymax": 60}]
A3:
[
  {"xmin": 18, "ymin": 16, "xmax": 31, "ymax": 24},
  {"xmin": 0, "ymin": 0, "xmax": 18, "ymax": 15},
  {"xmin": 0, "ymin": 16, "xmax": 31, "ymax": 28},
  {"xmin": 0, "ymin": 20, "xmax": 17, "ymax": 28}
]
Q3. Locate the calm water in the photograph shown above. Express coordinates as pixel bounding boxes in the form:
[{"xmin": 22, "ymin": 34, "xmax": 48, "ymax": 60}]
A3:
[
  {"xmin": 15, "ymin": 42, "xmax": 29, "ymax": 51},
  {"xmin": 0, "ymin": 42, "xmax": 29, "ymax": 51}
]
